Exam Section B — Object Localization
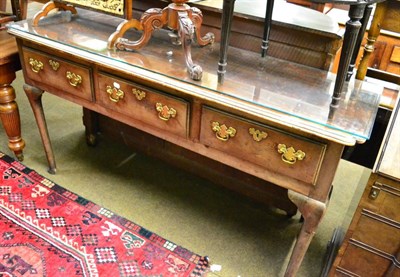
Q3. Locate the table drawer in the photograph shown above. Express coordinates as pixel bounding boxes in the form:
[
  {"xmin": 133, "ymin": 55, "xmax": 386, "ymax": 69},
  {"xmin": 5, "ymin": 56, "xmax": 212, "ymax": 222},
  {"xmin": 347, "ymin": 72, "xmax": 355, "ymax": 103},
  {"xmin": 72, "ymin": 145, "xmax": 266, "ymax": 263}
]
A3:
[
  {"xmin": 97, "ymin": 72, "xmax": 189, "ymax": 138},
  {"xmin": 21, "ymin": 47, "xmax": 92, "ymax": 101},
  {"xmin": 200, "ymin": 107, "xmax": 326, "ymax": 185}
]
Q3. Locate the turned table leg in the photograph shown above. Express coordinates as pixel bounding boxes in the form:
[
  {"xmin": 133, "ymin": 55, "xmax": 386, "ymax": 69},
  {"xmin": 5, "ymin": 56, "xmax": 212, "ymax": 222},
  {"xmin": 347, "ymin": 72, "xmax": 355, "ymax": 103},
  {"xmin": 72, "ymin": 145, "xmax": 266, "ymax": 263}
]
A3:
[
  {"xmin": 285, "ymin": 190, "xmax": 327, "ymax": 277},
  {"xmin": 24, "ymin": 84, "xmax": 56, "ymax": 174},
  {"xmin": 346, "ymin": 4, "xmax": 373, "ymax": 81},
  {"xmin": 218, "ymin": 0, "xmax": 236, "ymax": 83},
  {"xmin": 218, "ymin": 0, "xmax": 274, "ymax": 77},
  {"xmin": 0, "ymin": 68, "xmax": 25, "ymax": 160},
  {"xmin": 330, "ymin": 4, "xmax": 366, "ymax": 110},
  {"xmin": 355, "ymin": 1, "xmax": 388, "ymax": 80},
  {"xmin": 261, "ymin": 0, "xmax": 275, "ymax": 58}
]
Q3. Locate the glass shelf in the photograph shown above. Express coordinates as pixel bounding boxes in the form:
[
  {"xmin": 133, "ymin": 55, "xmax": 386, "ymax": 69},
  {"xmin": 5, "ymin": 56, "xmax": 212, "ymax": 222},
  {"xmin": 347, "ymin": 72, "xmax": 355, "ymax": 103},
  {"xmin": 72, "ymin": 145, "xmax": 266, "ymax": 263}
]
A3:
[{"xmin": 7, "ymin": 8, "xmax": 384, "ymax": 142}]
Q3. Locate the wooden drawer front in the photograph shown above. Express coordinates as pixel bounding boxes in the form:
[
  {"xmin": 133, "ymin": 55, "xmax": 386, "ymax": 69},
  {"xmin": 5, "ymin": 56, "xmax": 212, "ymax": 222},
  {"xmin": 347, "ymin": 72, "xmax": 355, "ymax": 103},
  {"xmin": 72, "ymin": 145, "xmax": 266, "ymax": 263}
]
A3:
[
  {"xmin": 97, "ymin": 73, "xmax": 189, "ymax": 138},
  {"xmin": 336, "ymin": 241, "xmax": 393, "ymax": 277},
  {"xmin": 352, "ymin": 210, "xmax": 400, "ymax": 256},
  {"xmin": 364, "ymin": 179, "xmax": 400, "ymax": 222},
  {"xmin": 200, "ymin": 107, "xmax": 326, "ymax": 185},
  {"xmin": 22, "ymin": 47, "xmax": 92, "ymax": 101},
  {"xmin": 390, "ymin": 45, "xmax": 400, "ymax": 64}
]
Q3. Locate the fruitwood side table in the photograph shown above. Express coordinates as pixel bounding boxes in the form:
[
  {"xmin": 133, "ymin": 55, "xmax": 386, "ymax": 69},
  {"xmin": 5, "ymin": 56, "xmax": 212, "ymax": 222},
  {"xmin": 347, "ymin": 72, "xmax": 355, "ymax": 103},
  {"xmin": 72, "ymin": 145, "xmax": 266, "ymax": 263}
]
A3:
[{"xmin": 8, "ymin": 9, "xmax": 382, "ymax": 276}]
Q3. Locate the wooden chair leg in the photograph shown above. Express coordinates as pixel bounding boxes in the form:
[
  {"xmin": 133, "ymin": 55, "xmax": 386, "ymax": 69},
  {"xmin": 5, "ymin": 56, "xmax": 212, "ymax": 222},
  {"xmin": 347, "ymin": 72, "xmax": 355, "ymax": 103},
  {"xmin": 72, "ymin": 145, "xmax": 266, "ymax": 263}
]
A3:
[{"xmin": 355, "ymin": 1, "xmax": 388, "ymax": 80}]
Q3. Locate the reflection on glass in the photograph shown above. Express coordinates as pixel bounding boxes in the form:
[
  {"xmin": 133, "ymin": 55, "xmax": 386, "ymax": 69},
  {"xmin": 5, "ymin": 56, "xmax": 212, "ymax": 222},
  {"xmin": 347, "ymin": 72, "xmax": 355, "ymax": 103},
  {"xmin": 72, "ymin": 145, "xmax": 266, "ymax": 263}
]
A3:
[{"xmin": 8, "ymin": 8, "xmax": 383, "ymax": 141}]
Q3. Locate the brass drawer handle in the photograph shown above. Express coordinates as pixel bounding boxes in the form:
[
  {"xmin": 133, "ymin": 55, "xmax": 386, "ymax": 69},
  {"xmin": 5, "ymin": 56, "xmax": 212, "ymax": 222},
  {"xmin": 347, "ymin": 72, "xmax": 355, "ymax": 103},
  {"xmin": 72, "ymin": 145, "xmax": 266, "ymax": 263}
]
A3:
[
  {"xmin": 132, "ymin": 88, "xmax": 146, "ymax": 100},
  {"xmin": 106, "ymin": 84, "xmax": 125, "ymax": 103},
  {"xmin": 249, "ymin": 128, "xmax": 268, "ymax": 142},
  {"xmin": 29, "ymin": 58, "xmax": 44, "ymax": 73},
  {"xmin": 49, "ymin": 60, "xmax": 60, "ymax": 71},
  {"xmin": 156, "ymin": 103, "xmax": 176, "ymax": 121},
  {"xmin": 277, "ymin": 144, "xmax": 305, "ymax": 165},
  {"xmin": 66, "ymin": 71, "xmax": 82, "ymax": 87},
  {"xmin": 212, "ymin": 122, "xmax": 236, "ymax": 141}
]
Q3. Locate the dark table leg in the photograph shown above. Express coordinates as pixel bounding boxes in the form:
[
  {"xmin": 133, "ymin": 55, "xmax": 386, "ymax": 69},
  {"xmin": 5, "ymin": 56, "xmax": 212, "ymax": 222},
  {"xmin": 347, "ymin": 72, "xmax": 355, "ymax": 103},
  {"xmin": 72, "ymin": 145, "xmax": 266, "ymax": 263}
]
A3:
[
  {"xmin": 82, "ymin": 107, "xmax": 99, "ymax": 147},
  {"xmin": 218, "ymin": 0, "xmax": 236, "ymax": 83},
  {"xmin": 330, "ymin": 4, "xmax": 366, "ymax": 111},
  {"xmin": 346, "ymin": 4, "xmax": 373, "ymax": 81},
  {"xmin": 261, "ymin": 0, "xmax": 275, "ymax": 57}
]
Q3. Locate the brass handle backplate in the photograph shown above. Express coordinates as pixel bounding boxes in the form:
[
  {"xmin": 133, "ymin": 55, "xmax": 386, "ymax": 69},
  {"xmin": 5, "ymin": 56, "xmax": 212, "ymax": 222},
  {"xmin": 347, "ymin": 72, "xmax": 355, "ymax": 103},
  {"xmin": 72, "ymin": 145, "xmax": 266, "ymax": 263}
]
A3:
[
  {"xmin": 156, "ymin": 103, "xmax": 176, "ymax": 121},
  {"xmin": 106, "ymin": 84, "xmax": 125, "ymax": 103},
  {"xmin": 29, "ymin": 58, "xmax": 44, "ymax": 73},
  {"xmin": 249, "ymin": 128, "xmax": 268, "ymax": 142},
  {"xmin": 49, "ymin": 60, "xmax": 60, "ymax": 71},
  {"xmin": 369, "ymin": 183, "xmax": 382, "ymax": 200},
  {"xmin": 212, "ymin": 122, "xmax": 236, "ymax": 141},
  {"xmin": 277, "ymin": 144, "xmax": 305, "ymax": 165},
  {"xmin": 66, "ymin": 71, "xmax": 82, "ymax": 87},
  {"xmin": 132, "ymin": 88, "xmax": 146, "ymax": 100}
]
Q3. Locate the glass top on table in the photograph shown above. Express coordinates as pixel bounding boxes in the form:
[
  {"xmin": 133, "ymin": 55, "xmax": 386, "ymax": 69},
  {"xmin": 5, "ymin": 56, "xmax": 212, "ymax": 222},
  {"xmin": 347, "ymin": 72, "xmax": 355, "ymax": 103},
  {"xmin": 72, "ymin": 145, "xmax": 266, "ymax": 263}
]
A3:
[{"xmin": 7, "ymin": 7, "xmax": 384, "ymax": 144}]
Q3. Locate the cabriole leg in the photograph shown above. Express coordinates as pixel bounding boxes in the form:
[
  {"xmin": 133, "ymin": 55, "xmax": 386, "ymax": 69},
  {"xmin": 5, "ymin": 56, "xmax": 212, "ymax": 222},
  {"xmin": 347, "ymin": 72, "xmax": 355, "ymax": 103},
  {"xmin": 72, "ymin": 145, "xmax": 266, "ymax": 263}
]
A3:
[
  {"xmin": 285, "ymin": 190, "xmax": 327, "ymax": 277},
  {"xmin": 23, "ymin": 84, "xmax": 56, "ymax": 174}
]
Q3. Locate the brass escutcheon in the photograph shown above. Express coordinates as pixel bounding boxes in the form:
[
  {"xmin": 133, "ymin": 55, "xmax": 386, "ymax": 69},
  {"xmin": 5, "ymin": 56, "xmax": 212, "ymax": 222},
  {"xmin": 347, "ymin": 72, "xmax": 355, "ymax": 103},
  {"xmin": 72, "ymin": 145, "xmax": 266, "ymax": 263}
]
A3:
[
  {"xmin": 49, "ymin": 60, "xmax": 60, "ymax": 71},
  {"xmin": 29, "ymin": 58, "xmax": 44, "ymax": 73},
  {"xmin": 277, "ymin": 144, "xmax": 305, "ymax": 164},
  {"xmin": 249, "ymin": 128, "xmax": 268, "ymax": 142},
  {"xmin": 212, "ymin": 122, "xmax": 236, "ymax": 141},
  {"xmin": 106, "ymin": 85, "xmax": 124, "ymax": 103},
  {"xmin": 156, "ymin": 103, "xmax": 176, "ymax": 121},
  {"xmin": 66, "ymin": 71, "xmax": 82, "ymax": 87},
  {"xmin": 132, "ymin": 88, "xmax": 146, "ymax": 100}
]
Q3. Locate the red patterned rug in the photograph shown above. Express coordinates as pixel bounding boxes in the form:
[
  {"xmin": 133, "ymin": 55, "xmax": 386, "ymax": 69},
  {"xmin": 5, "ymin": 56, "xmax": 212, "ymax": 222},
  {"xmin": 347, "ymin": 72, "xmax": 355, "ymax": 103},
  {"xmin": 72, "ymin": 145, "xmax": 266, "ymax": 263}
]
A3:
[{"xmin": 0, "ymin": 152, "xmax": 209, "ymax": 276}]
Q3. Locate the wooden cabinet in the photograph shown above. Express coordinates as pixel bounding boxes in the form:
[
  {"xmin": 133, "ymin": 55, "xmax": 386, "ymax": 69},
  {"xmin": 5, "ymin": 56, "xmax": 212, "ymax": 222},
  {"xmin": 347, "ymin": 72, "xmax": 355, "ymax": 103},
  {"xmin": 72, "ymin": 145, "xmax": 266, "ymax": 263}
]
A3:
[
  {"xmin": 363, "ymin": 0, "xmax": 400, "ymax": 77},
  {"xmin": 331, "ymin": 174, "xmax": 400, "ymax": 276},
  {"xmin": 330, "ymin": 97, "xmax": 400, "ymax": 276}
]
